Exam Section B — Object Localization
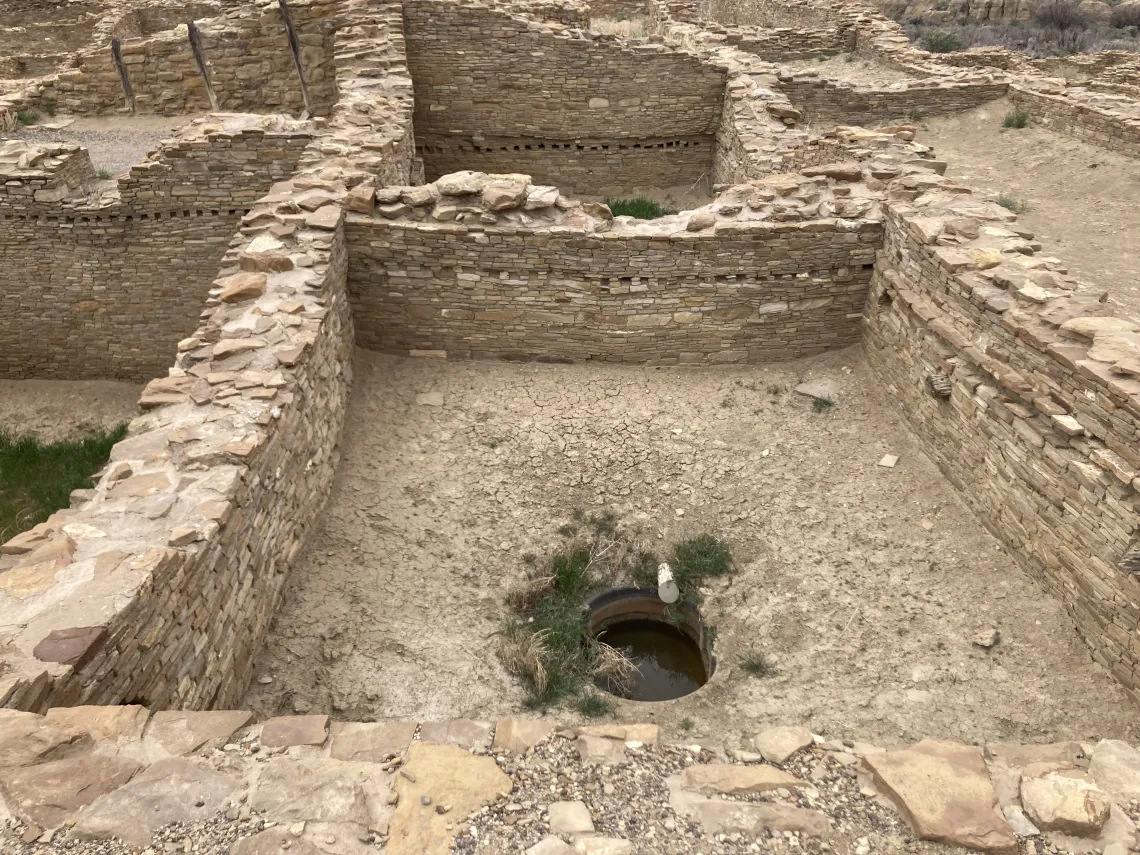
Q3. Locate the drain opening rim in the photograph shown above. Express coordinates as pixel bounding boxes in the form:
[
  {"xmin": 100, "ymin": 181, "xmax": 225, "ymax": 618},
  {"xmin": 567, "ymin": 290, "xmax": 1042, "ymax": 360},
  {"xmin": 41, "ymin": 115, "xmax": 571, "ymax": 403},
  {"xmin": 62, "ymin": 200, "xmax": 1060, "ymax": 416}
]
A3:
[{"xmin": 586, "ymin": 585, "xmax": 717, "ymax": 702}]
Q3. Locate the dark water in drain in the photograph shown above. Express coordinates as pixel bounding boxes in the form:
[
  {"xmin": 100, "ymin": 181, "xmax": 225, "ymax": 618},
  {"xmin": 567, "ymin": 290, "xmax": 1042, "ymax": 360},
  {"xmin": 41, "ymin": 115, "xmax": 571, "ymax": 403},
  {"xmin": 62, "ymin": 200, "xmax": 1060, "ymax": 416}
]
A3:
[{"xmin": 595, "ymin": 619, "xmax": 707, "ymax": 701}]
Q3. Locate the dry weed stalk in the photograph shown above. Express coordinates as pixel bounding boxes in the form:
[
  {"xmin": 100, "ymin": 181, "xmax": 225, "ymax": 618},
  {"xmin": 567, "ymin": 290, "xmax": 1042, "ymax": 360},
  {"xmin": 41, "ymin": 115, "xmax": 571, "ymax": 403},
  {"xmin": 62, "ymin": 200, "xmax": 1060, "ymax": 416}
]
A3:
[
  {"xmin": 506, "ymin": 574, "xmax": 556, "ymax": 611},
  {"xmin": 590, "ymin": 638, "xmax": 639, "ymax": 694},
  {"xmin": 498, "ymin": 628, "xmax": 550, "ymax": 696}
]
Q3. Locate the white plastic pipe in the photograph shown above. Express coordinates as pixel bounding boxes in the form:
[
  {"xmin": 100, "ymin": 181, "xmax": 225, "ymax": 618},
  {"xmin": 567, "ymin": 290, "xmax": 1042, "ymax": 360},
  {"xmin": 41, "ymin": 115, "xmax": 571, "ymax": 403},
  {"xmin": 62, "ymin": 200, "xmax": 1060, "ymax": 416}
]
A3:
[{"xmin": 657, "ymin": 562, "xmax": 680, "ymax": 604}]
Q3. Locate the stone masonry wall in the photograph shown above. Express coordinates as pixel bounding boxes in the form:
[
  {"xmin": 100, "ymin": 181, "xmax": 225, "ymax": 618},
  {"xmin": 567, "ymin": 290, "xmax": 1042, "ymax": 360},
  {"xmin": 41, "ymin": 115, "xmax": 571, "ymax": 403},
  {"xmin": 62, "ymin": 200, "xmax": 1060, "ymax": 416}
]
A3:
[
  {"xmin": 37, "ymin": 0, "xmax": 339, "ymax": 116},
  {"xmin": 1010, "ymin": 85, "xmax": 1140, "ymax": 160},
  {"xmin": 718, "ymin": 27, "xmax": 854, "ymax": 62},
  {"xmin": 0, "ymin": 125, "xmax": 312, "ymax": 382},
  {"xmin": 403, "ymin": 0, "xmax": 725, "ymax": 194},
  {"xmin": 417, "ymin": 135, "xmax": 715, "ymax": 197},
  {"xmin": 0, "ymin": 0, "xmax": 416, "ymax": 713},
  {"xmin": 346, "ymin": 217, "xmax": 880, "ymax": 364},
  {"xmin": 778, "ymin": 75, "xmax": 1009, "ymax": 125},
  {"xmin": 865, "ymin": 204, "xmax": 1140, "ymax": 702}
]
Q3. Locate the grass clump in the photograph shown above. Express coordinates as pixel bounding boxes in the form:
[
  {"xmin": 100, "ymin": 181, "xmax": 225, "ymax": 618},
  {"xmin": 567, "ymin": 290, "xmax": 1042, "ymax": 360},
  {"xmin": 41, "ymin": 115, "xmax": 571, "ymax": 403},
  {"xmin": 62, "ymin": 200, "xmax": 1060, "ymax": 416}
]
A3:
[
  {"xmin": 499, "ymin": 512, "xmax": 730, "ymax": 711},
  {"xmin": 16, "ymin": 109, "xmax": 39, "ymax": 126},
  {"xmin": 0, "ymin": 425, "xmax": 127, "ymax": 542},
  {"xmin": 605, "ymin": 198, "xmax": 678, "ymax": 220},
  {"xmin": 995, "ymin": 194, "xmax": 1031, "ymax": 214},
  {"xmin": 41, "ymin": 98, "xmax": 56, "ymax": 117},
  {"xmin": 576, "ymin": 693, "xmax": 616, "ymax": 718},
  {"xmin": 96, "ymin": 168, "xmax": 114, "ymax": 180},
  {"xmin": 811, "ymin": 395, "xmax": 835, "ymax": 412},
  {"xmin": 741, "ymin": 651, "xmax": 776, "ymax": 678},
  {"xmin": 1003, "ymin": 107, "xmax": 1031, "ymax": 129},
  {"xmin": 921, "ymin": 28, "xmax": 963, "ymax": 52}
]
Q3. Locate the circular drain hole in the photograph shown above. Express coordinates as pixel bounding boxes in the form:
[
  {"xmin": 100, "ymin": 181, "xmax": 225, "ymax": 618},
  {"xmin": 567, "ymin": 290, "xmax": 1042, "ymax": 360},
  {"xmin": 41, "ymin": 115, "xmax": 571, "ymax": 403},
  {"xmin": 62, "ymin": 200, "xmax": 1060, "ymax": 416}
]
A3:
[{"xmin": 587, "ymin": 587, "xmax": 716, "ymax": 702}]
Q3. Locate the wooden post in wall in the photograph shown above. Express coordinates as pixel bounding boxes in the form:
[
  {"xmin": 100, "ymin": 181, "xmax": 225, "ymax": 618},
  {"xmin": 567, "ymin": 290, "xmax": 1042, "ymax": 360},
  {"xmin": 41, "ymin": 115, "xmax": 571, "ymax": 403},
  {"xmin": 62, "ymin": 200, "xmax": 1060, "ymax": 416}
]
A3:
[
  {"xmin": 110, "ymin": 38, "xmax": 135, "ymax": 113},
  {"xmin": 277, "ymin": 0, "xmax": 311, "ymax": 114},
  {"xmin": 187, "ymin": 21, "xmax": 219, "ymax": 111}
]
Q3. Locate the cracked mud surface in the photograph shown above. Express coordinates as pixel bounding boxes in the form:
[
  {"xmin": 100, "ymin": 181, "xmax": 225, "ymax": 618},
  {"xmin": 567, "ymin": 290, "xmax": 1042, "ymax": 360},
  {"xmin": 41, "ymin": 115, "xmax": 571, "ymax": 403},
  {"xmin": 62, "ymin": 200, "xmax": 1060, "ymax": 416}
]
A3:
[{"xmin": 245, "ymin": 348, "xmax": 1140, "ymax": 748}]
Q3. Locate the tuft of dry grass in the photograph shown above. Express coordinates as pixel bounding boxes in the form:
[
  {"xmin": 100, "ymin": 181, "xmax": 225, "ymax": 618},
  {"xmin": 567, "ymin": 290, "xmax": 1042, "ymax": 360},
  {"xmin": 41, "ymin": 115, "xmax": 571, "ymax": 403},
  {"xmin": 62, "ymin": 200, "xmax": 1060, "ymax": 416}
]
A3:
[
  {"xmin": 498, "ymin": 627, "xmax": 551, "ymax": 697},
  {"xmin": 589, "ymin": 638, "xmax": 639, "ymax": 694},
  {"xmin": 506, "ymin": 574, "xmax": 556, "ymax": 612}
]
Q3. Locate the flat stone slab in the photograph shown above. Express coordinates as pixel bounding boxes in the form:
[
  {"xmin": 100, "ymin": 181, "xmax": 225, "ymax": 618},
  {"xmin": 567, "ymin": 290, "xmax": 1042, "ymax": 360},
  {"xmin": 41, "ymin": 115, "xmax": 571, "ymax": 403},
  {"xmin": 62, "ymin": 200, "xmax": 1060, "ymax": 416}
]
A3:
[
  {"xmin": 260, "ymin": 714, "xmax": 329, "ymax": 748},
  {"xmin": 576, "ymin": 736, "xmax": 627, "ymax": 766},
  {"xmin": 549, "ymin": 800, "xmax": 594, "ymax": 835},
  {"xmin": 0, "ymin": 710, "xmax": 92, "ymax": 770},
  {"xmin": 387, "ymin": 742, "xmax": 512, "ymax": 855},
  {"xmin": 572, "ymin": 839, "xmax": 633, "ymax": 855},
  {"xmin": 493, "ymin": 719, "xmax": 555, "ymax": 755},
  {"xmin": 752, "ymin": 727, "xmax": 814, "ymax": 765},
  {"xmin": 668, "ymin": 776, "xmax": 830, "ymax": 838},
  {"xmin": 71, "ymin": 758, "xmax": 241, "ymax": 847},
  {"xmin": 330, "ymin": 721, "xmax": 417, "ymax": 762},
  {"xmin": 577, "ymin": 724, "xmax": 659, "ymax": 745},
  {"xmin": 527, "ymin": 836, "xmax": 575, "ymax": 855},
  {"xmin": 0, "ymin": 755, "xmax": 142, "ymax": 828},
  {"xmin": 1021, "ymin": 769, "xmax": 1111, "ymax": 836},
  {"xmin": 1090, "ymin": 739, "xmax": 1140, "ymax": 802},
  {"xmin": 794, "ymin": 379, "xmax": 839, "ymax": 400},
  {"xmin": 147, "ymin": 710, "xmax": 254, "ymax": 756},
  {"xmin": 864, "ymin": 739, "xmax": 1017, "ymax": 854},
  {"xmin": 250, "ymin": 756, "xmax": 375, "ymax": 826},
  {"xmin": 418, "ymin": 719, "xmax": 492, "ymax": 751},
  {"xmin": 45, "ymin": 705, "xmax": 150, "ymax": 744},
  {"xmin": 681, "ymin": 763, "xmax": 805, "ymax": 795}
]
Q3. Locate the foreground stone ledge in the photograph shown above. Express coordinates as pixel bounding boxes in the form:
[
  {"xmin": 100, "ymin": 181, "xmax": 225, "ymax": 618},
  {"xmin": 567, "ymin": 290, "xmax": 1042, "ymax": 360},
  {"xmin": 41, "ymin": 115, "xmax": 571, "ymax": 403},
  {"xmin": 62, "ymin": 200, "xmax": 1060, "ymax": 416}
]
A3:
[{"xmin": 0, "ymin": 712, "xmax": 1134, "ymax": 855}]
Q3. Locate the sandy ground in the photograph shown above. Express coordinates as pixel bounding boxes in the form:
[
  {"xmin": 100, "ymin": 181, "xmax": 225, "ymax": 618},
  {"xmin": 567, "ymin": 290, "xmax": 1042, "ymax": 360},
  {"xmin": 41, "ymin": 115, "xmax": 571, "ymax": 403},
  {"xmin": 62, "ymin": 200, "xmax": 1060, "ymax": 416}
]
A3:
[
  {"xmin": 7, "ymin": 114, "xmax": 200, "ymax": 182},
  {"xmin": 0, "ymin": 379, "xmax": 139, "ymax": 442},
  {"xmin": 780, "ymin": 55, "xmax": 916, "ymax": 85},
  {"xmin": 245, "ymin": 348, "xmax": 1140, "ymax": 749},
  {"xmin": 919, "ymin": 98, "xmax": 1140, "ymax": 317}
]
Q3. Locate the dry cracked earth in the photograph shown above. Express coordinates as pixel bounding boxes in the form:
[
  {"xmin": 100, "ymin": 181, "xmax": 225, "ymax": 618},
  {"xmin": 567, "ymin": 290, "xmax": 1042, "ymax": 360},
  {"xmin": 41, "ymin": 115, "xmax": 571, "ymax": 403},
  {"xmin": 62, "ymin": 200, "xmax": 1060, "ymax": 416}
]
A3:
[{"xmin": 244, "ymin": 347, "xmax": 1140, "ymax": 748}]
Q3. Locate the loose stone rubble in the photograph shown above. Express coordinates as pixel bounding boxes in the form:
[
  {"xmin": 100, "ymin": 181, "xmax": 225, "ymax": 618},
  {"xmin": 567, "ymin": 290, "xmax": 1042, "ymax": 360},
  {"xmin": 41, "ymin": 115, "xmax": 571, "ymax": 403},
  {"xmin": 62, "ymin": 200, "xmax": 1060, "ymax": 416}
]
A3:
[{"xmin": 3, "ymin": 711, "xmax": 1140, "ymax": 854}]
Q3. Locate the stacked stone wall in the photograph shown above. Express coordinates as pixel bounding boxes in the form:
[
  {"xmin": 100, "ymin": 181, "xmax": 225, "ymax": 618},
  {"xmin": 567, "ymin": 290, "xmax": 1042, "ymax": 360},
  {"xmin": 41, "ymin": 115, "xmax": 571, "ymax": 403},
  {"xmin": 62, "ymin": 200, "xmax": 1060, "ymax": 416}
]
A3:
[
  {"xmin": 1010, "ymin": 85, "xmax": 1140, "ymax": 159},
  {"xmin": 588, "ymin": 0, "xmax": 650, "ymax": 18},
  {"xmin": 778, "ymin": 75, "xmax": 1008, "ymax": 125},
  {"xmin": 37, "ymin": 0, "xmax": 339, "ymax": 116},
  {"xmin": 346, "ymin": 217, "xmax": 879, "ymax": 364},
  {"xmin": 403, "ymin": 0, "xmax": 725, "ymax": 194},
  {"xmin": 719, "ymin": 28, "xmax": 854, "ymax": 62},
  {"xmin": 0, "ymin": 127, "xmax": 312, "ymax": 382},
  {"xmin": 865, "ymin": 207, "xmax": 1140, "ymax": 701},
  {"xmin": 0, "ymin": 0, "xmax": 415, "ymax": 713},
  {"xmin": 419, "ymin": 136, "xmax": 715, "ymax": 197}
]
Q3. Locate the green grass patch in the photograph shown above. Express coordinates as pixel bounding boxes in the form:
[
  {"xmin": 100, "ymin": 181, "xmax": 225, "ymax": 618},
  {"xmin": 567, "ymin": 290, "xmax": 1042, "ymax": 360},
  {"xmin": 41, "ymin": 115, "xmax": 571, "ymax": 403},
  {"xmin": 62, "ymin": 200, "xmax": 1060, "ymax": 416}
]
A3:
[
  {"xmin": 741, "ymin": 651, "xmax": 776, "ymax": 677},
  {"xmin": 1003, "ymin": 107, "xmax": 1031, "ymax": 128},
  {"xmin": 811, "ymin": 395, "xmax": 835, "ymax": 412},
  {"xmin": 995, "ymin": 194, "xmax": 1031, "ymax": 214},
  {"xmin": 41, "ymin": 98, "xmax": 57, "ymax": 117},
  {"xmin": 576, "ymin": 692, "xmax": 615, "ymax": 718},
  {"xmin": 0, "ymin": 425, "xmax": 127, "ymax": 543},
  {"xmin": 96, "ymin": 168, "xmax": 114, "ymax": 180},
  {"xmin": 604, "ymin": 198, "xmax": 678, "ymax": 220},
  {"xmin": 499, "ymin": 512, "xmax": 730, "ymax": 712},
  {"xmin": 16, "ymin": 109, "xmax": 39, "ymax": 126}
]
